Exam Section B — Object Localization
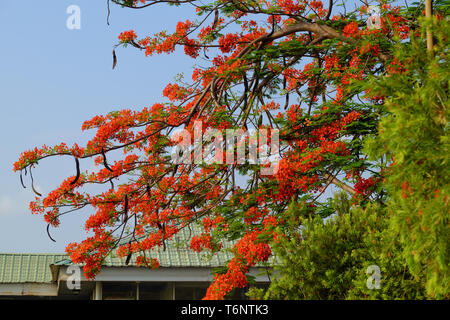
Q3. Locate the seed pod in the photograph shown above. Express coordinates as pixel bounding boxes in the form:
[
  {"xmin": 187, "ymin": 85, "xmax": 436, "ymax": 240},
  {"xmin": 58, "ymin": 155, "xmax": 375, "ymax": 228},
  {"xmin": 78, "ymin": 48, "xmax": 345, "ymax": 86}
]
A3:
[
  {"xmin": 47, "ymin": 224, "xmax": 56, "ymax": 242},
  {"xmin": 20, "ymin": 171, "xmax": 26, "ymax": 189},
  {"xmin": 112, "ymin": 49, "xmax": 117, "ymax": 69}
]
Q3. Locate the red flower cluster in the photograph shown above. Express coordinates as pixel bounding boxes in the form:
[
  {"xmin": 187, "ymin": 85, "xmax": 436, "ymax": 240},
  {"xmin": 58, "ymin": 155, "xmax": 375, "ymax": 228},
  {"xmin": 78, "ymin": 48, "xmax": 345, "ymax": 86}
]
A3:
[
  {"xmin": 277, "ymin": 0, "xmax": 306, "ymax": 15},
  {"xmin": 204, "ymin": 258, "xmax": 249, "ymax": 300},
  {"xmin": 354, "ymin": 176, "xmax": 379, "ymax": 197},
  {"xmin": 118, "ymin": 30, "xmax": 137, "ymax": 43},
  {"xmin": 218, "ymin": 33, "xmax": 240, "ymax": 53},
  {"xmin": 202, "ymin": 216, "xmax": 225, "ymax": 232},
  {"xmin": 190, "ymin": 233, "xmax": 215, "ymax": 252},
  {"xmin": 343, "ymin": 21, "xmax": 360, "ymax": 38},
  {"xmin": 233, "ymin": 231, "xmax": 271, "ymax": 265}
]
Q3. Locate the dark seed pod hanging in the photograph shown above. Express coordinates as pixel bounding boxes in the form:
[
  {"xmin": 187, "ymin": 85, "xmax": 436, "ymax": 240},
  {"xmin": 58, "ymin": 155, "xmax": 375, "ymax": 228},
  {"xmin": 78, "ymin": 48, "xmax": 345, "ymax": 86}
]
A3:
[
  {"xmin": 20, "ymin": 170, "xmax": 26, "ymax": 189},
  {"xmin": 46, "ymin": 224, "xmax": 56, "ymax": 242}
]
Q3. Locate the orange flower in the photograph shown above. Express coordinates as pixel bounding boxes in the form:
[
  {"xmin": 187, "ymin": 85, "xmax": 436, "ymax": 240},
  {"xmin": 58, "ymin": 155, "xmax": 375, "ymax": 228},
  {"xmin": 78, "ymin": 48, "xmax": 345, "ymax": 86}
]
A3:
[{"xmin": 118, "ymin": 30, "xmax": 137, "ymax": 43}]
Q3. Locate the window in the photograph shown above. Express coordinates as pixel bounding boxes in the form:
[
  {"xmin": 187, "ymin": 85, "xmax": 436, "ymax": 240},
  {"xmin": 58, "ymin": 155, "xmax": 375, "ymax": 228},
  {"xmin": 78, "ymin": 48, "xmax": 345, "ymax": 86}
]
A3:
[
  {"xmin": 175, "ymin": 283, "xmax": 208, "ymax": 300},
  {"xmin": 102, "ymin": 282, "xmax": 136, "ymax": 300},
  {"xmin": 139, "ymin": 282, "xmax": 169, "ymax": 300}
]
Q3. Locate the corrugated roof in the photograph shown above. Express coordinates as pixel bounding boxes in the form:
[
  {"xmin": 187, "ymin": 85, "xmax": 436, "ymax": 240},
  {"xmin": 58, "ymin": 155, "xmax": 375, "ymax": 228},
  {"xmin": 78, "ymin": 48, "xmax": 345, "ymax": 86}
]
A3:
[
  {"xmin": 0, "ymin": 226, "xmax": 236, "ymax": 283},
  {"xmin": 0, "ymin": 253, "xmax": 67, "ymax": 283},
  {"xmin": 1, "ymin": 227, "xmax": 273, "ymax": 284},
  {"xmin": 54, "ymin": 225, "xmax": 235, "ymax": 268}
]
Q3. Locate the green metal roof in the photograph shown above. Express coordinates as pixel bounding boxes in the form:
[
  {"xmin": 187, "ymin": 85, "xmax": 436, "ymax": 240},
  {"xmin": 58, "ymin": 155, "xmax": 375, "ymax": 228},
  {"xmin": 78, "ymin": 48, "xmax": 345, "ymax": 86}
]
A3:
[
  {"xmin": 0, "ymin": 227, "xmax": 274, "ymax": 284},
  {"xmin": 54, "ymin": 248, "xmax": 234, "ymax": 268},
  {"xmin": 0, "ymin": 227, "xmax": 236, "ymax": 283},
  {"xmin": 54, "ymin": 226, "xmax": 235, "ymax": 268},
  {"xmin": 0, "ymin": 253, "xmax": 67, "ymax": 283}
]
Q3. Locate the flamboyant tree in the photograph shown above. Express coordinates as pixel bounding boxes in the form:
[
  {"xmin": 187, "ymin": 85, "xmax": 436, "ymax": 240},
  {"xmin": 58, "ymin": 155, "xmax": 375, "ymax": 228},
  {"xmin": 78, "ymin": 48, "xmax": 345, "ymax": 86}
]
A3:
[{"xmin": 14, "ymin": 0, "xmax": 429, "ymax": 299}]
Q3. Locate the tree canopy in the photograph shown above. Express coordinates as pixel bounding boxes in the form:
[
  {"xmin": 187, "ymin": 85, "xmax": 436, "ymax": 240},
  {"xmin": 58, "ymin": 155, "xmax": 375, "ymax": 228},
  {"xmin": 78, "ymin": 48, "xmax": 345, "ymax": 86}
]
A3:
[{"xmin": 14, "ymin": 0, "xmax": 449, "ymax": 299}]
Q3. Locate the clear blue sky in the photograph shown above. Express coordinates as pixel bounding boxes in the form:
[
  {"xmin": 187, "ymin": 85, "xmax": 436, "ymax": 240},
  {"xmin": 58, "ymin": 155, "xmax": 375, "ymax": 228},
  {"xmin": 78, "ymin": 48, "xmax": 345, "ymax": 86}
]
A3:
[{"xmin": 0, "ymin": 0, "xmax": 196, "ymax": 252}]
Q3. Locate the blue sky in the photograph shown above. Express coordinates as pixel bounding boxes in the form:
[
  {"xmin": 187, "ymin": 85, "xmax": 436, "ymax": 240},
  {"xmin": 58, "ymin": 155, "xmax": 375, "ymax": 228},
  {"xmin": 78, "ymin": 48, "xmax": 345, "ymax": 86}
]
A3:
[{"xmin": 0, "ymin": 0, "xmax": 196, "ymax": 252}]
